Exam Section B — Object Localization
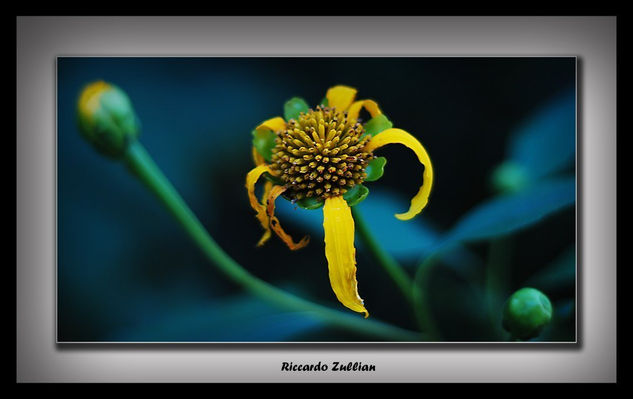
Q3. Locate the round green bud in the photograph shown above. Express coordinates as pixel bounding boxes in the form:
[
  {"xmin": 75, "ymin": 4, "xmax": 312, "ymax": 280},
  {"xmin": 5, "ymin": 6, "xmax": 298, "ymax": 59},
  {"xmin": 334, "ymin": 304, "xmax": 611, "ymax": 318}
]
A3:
[
  {"xmin": 502, "ymin": 287, "xmax": 553, "ymax": 340},
  {"xmin": 491, "ymin": 161, "xmax": 530, "ymax": 193},
  {"xmin": 76, "ymin": 81, "xmax": 140, "ymax": 158}
]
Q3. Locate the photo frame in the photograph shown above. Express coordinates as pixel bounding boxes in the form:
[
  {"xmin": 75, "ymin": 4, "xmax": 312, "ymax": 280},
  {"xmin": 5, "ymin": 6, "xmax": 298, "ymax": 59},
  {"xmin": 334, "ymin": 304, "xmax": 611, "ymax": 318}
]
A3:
[{"xmin": 16, "ymin": 16, "xmax": 617, "ymax": 383}]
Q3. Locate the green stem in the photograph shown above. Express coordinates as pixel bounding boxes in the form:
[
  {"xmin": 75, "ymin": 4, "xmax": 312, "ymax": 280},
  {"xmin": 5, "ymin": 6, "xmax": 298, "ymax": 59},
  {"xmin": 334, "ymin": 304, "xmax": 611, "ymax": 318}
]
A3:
[
  {"xmin": 412, "ymin": 253, "xmax": 442, "ymax": 340},
  {"xmin": 351, "ymin": 207, "xmax": 414, "ymax": 307},
  {"xmin": 123, "ymin": 141, "xmax": 421, "ymax": 341},
  {"xmin": 485, "ymin": 237, "xmax": 513, "ymax": 339}
]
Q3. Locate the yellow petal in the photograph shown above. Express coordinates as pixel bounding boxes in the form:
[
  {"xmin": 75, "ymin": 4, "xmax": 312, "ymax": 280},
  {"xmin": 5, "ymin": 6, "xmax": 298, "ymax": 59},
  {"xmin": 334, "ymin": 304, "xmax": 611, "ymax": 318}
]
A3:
[
  {"xmin": 322, "ymin": 196, "xmax": 369, "ymax": 318},
  {"xmin": 326, "ymin": 85, "xmax": 357, "ymax": 111},
  {"xmin": 365, "ymin": 128, "xmax": 433, "ymax": 220},
  {"xmin": 266, "ymin": 185, "xmax": 310, "ymax": 250},
  {"xmin": 78, "ymin": 80, "xmax": 111, "ymax": 121},
  {"xmin": 256, "ymin": 116, "xmax": 286, "ymax": 133},
  {"xmin": 347, "ymin": 99, "xmax": 381, "ymax": 123},
  {"xmin": 252, "ymin": 146, "xmax": 266, "ymax": 166},
  {"xmin": 245, "ymin": 164, "xmax": 274, "ymax": 246},
  {"xmin": 256, "ymin": 180, "xmax": 274, "ymax": 246}
]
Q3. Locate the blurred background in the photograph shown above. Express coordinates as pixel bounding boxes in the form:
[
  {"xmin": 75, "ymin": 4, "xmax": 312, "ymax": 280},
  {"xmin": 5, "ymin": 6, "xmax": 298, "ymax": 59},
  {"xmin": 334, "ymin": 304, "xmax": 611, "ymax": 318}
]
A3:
[{"xmin": 58, "ymin": 57, "xmax": 576, "ymax": 342}]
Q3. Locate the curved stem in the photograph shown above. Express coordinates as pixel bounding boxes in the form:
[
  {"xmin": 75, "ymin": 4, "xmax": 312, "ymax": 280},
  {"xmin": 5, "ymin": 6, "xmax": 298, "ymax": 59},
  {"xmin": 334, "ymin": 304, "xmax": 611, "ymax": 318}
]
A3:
[
  {"xmin": 485, "ymin": 237, "xmax": 514, "ymax": 340},
  {"xmin": 123, "ymin": 141, "xmax": 421, "ymax": 341},
  {"xmin": 412, "ymin": 253, "xmax": 443, "ymax": 341},
  {"xmin": 351, "ymin": 207, "xmax": 414, "ymax": 307}
]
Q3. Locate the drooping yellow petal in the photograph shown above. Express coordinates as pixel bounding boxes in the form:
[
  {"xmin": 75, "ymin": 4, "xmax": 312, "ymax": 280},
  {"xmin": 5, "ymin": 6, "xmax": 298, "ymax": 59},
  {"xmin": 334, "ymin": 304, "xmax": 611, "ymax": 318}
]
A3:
[
  {"xmin": 256, "ymin": 180, "xmax": 274, "ymax": 246},
  {"xmin": 266, "ymin": 185, "xmax": 310, "ymax": 250},
  {"xmin": 365, "ymin": 128, "xmax": 433, "ymax": 221},
  {"xmin": 252, "ymin": 146, "xmax": 266, "ymax": 166},
  {"xmin": 256, "ymin": 116, "xmax": 286, "ymax": 134},
  {"xmin": 322, "ymin": 196, "xmax": 369, "ymax": 318},
  {"xmin": 347, "ymin": 99, "xmax": 381, "ymax": 122},
  {"xmin": 246, "ymin": 164, "xmax": 274, "ymax": 246},
  {"xmin": 326, "ymin": 85, "xmax": 357, "ymax": 111}
]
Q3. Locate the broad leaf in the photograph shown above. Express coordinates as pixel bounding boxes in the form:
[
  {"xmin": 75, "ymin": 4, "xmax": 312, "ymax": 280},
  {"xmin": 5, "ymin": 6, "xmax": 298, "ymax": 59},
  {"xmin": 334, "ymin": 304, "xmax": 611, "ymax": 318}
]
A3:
[
  {"xmin": 108, "ymin": 296, "xmax": 323, "ymax": 342},
  {"xmin": 444, "ymin": 177, "xmax": 575, "ymax": 245}
]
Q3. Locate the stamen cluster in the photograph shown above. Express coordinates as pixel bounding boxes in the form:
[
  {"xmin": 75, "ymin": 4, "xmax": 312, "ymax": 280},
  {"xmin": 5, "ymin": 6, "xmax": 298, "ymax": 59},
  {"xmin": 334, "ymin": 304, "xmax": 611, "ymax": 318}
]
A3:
[{"xmin": 270, "ymin": 106, "xmax": 373, "ymax": 201}]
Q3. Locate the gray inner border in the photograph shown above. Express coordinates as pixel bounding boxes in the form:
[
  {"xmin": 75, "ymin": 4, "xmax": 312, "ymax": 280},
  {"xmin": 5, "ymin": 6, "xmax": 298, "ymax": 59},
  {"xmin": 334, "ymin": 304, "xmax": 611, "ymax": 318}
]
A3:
[{"xmin": 17, "ymin": 16, "xmax": 616, "ymax": 382}]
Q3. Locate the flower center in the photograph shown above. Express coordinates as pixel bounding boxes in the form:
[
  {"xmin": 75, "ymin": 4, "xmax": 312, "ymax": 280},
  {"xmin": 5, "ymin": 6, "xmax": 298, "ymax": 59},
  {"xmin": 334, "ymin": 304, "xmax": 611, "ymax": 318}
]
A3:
[{"xmin": 271, "ymin": 106, "xmax": 373, "ymax": 200}]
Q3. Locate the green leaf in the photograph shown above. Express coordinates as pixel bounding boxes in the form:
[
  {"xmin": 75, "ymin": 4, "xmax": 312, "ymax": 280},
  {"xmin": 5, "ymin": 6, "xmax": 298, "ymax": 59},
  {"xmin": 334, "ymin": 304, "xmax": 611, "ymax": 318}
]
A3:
[
  {"xmin": 284, "ymin": 97, "xmax": 310, "ymax": 121},
  {"xmin": 343, "ymin": 184, "xmax": 369, "ymax": 207},
  {"xmin": 363, "ymin": 114, "xmax": 393, "ymax": 138},
  {"xmin": 295, "ymin": 196, "xmax": 325, "ymax": 210},
  {"xmin": 251, "ymin": 128, "xmax": 277, "ymax": 162},
  {"xmin": 365, "ymin": 157, "xmax": 387, "ymax": 182},
  {"xmin": 320, "ymin": 97, "xmax": 328, "ymax": 107}
]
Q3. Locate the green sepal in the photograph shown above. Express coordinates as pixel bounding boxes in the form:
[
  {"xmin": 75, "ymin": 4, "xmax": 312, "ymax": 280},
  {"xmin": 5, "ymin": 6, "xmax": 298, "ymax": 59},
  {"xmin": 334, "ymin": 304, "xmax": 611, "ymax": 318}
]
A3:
[
  {"xmin": 295, "ymin": 196, "xmax": 325, "ymax": 210},
  {"xmin": 364, "ymin": 157, "xmax": 387, "ymax": 182},
  {"xmin": 262, "ymin": 172, "xmax": 284, "ymax": 185},
  {"xmin": 284, "ymin": 97, "xmax": 310, "ymax": 121},
  {"xmin": 320, "ymin": 97, "xmax": 329, "ymax": 107},
  {"xmin": 362, "ymin": 114, "xmax": 393, "ymax": 138},
  {"xmin": 343, "ymin": 184, "xmax": 369, "ymax": 207},
  {"xmin": 251, "ymin": 128, "xmax": 277, "ymax": 163}
]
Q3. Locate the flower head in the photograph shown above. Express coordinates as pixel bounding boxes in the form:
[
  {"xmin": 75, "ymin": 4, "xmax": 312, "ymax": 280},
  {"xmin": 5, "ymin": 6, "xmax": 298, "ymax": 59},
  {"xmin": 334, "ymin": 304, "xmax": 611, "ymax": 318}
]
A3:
[
  {"xmin": 76, "ymin": 81, "xmax": 141, "ymax": 158},
  {"xmin": 246, "ymin": 85, "xmax": 434, "ymax": 317}
]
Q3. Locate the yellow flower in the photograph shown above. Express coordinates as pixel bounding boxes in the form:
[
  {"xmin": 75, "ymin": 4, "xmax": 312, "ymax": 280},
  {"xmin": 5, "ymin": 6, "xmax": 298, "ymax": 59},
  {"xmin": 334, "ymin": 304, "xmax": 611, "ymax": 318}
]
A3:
[{"xmin": 245, "ymin": 85, "xmax": 433, "ymax": 318}]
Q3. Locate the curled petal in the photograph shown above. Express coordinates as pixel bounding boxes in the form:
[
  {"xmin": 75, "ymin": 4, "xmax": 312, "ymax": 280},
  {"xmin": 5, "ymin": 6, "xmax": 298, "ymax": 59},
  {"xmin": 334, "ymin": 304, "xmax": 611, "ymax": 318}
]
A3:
[
  {"xmin": 323, "ymin": 196, "xmax": 369, "ymax": 317},
  {"xmin": 365, "ymin": 128, "xmax": 433, "ymax": 220},
  {"xmin": 256, "ymin": 116, "xmax": 286, "ymax": 133},
  {"xmin": 326, "ymin": 85, "xmax": 357, "ymax": 112},
  {"xmin": 347, "ymin": 99, "xmax": 381, "ymax": 123},
  {"xmin": 252, "ymin": 146, "xmax": 266, "ymax": 166},
  {"xmin": 256, "ymin": 180, "xmax": 274, "ymax": 246},
  {"xmin": 266, "ymin": 185, "xmax": 310, "ymax": 250},
  {"xmin": 245, "ymin": 164, "xmax": 275, "ymax": 246}
]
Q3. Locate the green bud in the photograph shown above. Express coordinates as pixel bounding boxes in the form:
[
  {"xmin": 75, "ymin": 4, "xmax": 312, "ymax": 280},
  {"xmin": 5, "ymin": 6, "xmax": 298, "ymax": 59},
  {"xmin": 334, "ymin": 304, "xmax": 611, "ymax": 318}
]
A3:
[
  {"xmin": 491, "ymin": 161, "xmax": 530, "ymax": 193},
  {"xmin": 76, "ymin": 81, "xmax": 140, "ymax": 158},
  {"xmin": 502, "ymin": 287, "xmax": 553, "ymax": 340}
]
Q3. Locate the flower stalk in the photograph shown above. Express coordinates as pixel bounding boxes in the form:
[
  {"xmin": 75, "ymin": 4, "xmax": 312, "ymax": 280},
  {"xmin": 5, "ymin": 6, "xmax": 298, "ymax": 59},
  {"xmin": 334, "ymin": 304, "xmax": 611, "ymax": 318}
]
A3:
[{"xmin": 351, "ymin": 206, "xmax": 415, "ymax": 307}]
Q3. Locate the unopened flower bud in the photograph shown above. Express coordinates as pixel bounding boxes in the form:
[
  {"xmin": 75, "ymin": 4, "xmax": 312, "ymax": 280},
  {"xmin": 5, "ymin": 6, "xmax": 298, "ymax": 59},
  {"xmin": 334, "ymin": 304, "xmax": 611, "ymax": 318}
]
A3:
[
  {"xmin": 502, "ymin": 287, "xmax": 553, "ymax": 340},
  {"xmin": 76, "ymin": 81, "xmax": 140, "ymax": 158}
]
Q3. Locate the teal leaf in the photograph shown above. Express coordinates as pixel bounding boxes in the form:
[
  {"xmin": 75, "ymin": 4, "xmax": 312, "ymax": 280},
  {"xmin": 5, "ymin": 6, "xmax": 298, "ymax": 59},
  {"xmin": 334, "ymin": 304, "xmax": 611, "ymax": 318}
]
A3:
[
  {"xmin": 363, "ymin": 114, "xmax": 393, "ymax": 138},
  {"xmin": 444, "ymin": 177, "xmax": 575, "ymax": 245},
  {"xmin": 108, "ymin": 296, "xmax": 324, "ymax": 342},
  {"xmin": 284, "ymin": 97, "xmax": 309, "ymax": 121},
  {"xmin": 295, "ymin": 196, "xmax": 325, "ymax": 210},
  {"xmin": 252, "ymin": 128, "xmax": 277, "ymax": 162},
  {"xmin": 343, "ymin": 184, "xmax": 369, "ymax": 207},
  {"xmin": 507, "ymin": 89, "xmax": 575, "ymax": 182},
  {"xmin": 365, "ymin": 157, "xmax": 387, "ymax": 182}
]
